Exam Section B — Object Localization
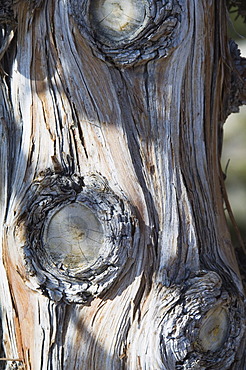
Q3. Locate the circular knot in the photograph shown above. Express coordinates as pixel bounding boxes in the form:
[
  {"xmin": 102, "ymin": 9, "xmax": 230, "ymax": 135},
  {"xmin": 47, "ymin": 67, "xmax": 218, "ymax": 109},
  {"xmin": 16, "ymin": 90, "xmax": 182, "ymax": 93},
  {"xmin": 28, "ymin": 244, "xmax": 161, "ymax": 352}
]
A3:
[
  {"xmin": 70, "ymin": 0, "xmax": 182, "ymax": 67},
  {"xmin": 159, "ymin": 271, "xmax": 245, "ymax": 369},
  {"xmin": 16, "ymin": 172, "xmax": 139, "ymax": 303}
]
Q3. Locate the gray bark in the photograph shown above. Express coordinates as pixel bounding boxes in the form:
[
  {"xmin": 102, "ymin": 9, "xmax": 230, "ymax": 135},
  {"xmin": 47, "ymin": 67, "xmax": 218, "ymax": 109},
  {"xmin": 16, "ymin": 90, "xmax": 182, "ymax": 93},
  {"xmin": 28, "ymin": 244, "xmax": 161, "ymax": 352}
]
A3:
[{"xmin": 0, "ymin": 0, "xmax": 246, "ymax": 369}]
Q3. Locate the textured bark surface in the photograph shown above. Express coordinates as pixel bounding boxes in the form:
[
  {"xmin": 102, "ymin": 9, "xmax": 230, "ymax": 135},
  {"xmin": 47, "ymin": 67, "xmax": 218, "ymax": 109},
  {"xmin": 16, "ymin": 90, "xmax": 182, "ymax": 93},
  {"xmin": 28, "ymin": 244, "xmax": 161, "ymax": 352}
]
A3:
[{"xmin": 0, "ymin": 0, "xmax": 246, "ymax": 369}]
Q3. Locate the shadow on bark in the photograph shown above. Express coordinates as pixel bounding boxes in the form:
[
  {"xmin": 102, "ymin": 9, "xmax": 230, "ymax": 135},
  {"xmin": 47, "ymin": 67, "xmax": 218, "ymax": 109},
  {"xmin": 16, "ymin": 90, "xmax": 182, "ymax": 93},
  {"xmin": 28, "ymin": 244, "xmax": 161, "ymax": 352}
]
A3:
[{"xmin": 0, "ymin": 319, "xmax": 6, "ymax": 370}]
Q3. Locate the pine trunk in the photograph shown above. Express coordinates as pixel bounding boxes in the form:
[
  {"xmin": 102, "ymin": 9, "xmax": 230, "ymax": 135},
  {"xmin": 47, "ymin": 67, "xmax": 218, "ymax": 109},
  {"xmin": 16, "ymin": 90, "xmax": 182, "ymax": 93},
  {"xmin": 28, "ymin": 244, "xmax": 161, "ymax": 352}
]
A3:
[{"xmin": 0, "ymin": 0, "xmax": 246, "ymax": 369}]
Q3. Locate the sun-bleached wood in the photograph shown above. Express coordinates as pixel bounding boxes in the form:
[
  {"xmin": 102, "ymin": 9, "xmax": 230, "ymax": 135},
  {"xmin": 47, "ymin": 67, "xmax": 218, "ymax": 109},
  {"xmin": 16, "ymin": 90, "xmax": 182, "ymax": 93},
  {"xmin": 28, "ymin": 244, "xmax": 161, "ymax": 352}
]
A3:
[
  {"xmin": 0, "ymin": 0, "xmax": 246, "ymax": 369},
  {"xmin": 198, "ymin": 306, "xmax": 229, "ymax": 352},
  {"xmin": 90, "ymin": 0, "xmax": 148, "ymax": 43},
  {"xmin": 43, "ymin": 202, "xmax": 104, "ymax": 269}
]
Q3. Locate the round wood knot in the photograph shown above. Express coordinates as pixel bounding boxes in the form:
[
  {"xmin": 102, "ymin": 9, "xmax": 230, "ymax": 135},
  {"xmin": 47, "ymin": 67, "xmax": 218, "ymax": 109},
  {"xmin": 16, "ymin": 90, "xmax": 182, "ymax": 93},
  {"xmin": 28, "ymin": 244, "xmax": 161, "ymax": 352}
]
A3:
[
  {"xmin": 89, "ymin": 0, "xmax": 149, "ymax": 44},
  {"xmin": 43, "ymin": 203, "xmax": 104, "ymax": 270},
  {"xmin": 19, "ymin": 172, "xmax": 139, "ymax": 303},
  {"xmin": 197, "ymin": 306, "xmax": 229, "ymax": 353},
  {"xmin": 158, "ymin": 271, "xmax": 245, "ymax": 369},
  {"xmin": 70, "ymin": 0, "xmax": 182, "ymax": 67}
]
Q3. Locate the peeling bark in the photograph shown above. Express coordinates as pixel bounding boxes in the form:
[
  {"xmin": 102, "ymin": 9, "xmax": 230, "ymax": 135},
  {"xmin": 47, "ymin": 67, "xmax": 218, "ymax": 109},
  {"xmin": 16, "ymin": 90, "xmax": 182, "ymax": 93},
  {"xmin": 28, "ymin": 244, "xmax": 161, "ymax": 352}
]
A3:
[{"xmin": 0, "ymin": 0, "xmax": 246, "ymax": 369}]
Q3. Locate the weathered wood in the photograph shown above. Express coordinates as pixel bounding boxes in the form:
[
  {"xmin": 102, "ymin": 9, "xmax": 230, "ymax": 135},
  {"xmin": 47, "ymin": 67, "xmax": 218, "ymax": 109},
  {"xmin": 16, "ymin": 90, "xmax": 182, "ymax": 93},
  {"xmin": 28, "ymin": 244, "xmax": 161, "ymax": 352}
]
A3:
[{"xmin": 0, "ymin": 0, "xmax": 246, "ymax": 369}]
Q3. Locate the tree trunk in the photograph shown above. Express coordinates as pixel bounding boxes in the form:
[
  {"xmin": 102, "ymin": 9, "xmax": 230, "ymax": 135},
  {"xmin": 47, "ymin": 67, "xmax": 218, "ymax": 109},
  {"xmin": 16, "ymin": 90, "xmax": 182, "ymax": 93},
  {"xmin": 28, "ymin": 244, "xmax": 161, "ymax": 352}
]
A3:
[{"xmin": 0, "ymin": 0, "xmax": 246, "ymax": 369}]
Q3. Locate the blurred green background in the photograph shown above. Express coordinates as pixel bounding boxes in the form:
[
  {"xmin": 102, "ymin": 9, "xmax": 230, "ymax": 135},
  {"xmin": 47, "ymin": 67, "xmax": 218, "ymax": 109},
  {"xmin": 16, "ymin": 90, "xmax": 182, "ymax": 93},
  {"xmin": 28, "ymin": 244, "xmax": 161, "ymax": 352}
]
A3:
[
  {"xmin": 228, "ymin": 6, "xmax": 246, "ymax": 39},
  {"xmin": 222, "ymin": 10, "xmax": 246, "ymax": 248}
]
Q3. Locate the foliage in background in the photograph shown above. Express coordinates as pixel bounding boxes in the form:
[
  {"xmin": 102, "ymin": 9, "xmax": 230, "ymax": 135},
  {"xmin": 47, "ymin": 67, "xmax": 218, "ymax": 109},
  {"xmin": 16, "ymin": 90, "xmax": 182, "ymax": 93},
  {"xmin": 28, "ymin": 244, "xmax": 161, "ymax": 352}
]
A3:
[
  {"xmin": 227, "ymin": 0, "xmax": 246, "ymax": 22},
  {"xmin": 227, "ymin": 2, "xmax": 246, "ymax": 40},
  {"xmin": 224, "ymin": 2, "xmax": 246, "ymax": 265}
]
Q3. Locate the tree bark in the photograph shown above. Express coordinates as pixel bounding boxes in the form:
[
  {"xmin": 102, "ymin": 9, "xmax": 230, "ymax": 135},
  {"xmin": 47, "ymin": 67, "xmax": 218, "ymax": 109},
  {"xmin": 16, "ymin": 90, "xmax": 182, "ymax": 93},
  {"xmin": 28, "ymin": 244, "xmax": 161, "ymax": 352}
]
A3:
[{"xmin": 0, "ymin": 0, "xmax": 246, "ymax": 369}]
